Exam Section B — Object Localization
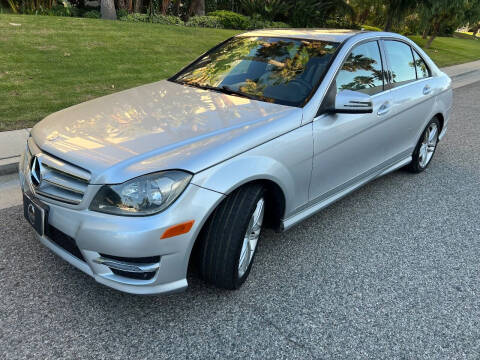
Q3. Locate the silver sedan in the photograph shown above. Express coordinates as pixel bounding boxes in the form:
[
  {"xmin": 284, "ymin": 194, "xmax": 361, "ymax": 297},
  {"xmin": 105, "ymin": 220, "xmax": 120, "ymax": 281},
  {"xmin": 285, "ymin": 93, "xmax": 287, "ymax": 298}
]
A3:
[{"xmin": 19, "ymin": 29, "xmax": 452, "ymax": 294}]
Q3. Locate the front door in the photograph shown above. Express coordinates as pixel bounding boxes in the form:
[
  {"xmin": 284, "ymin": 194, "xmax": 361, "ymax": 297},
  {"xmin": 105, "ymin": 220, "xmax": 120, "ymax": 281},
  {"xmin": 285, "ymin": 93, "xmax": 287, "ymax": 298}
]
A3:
[{"xmin": 309, "ymin": 40, "xmax": 394, "ymax": 202}]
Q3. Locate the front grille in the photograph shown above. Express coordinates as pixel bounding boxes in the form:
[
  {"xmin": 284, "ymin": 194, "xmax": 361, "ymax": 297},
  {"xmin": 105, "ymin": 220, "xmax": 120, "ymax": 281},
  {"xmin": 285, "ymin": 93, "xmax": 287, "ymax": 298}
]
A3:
[
  {"xmin": 45, "ymin": 225, "xmax": 86, "ymax": 262},
  {"xmin": 28, "ymin": 138, "xmax": 91, "ymax": 205}
]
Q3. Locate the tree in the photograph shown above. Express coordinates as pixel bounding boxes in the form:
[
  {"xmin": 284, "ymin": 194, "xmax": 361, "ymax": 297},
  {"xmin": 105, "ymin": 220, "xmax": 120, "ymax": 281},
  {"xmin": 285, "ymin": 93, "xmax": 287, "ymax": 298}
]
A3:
[
  {"xmin": 188, "ymin": 0, "xmax": 205, "ymax": 17},
  {"xmin": 161, "ymin": 0, "xmax": 170, "ymax": 14},
  {"xmin": 464, "ymin": 0, "xmax": 480, "ymax": 38},
  {"xmin": 289, "ymin": 0, "xmax": 353, "ymax": 28},
  {"xmin": 134, "ymin": 0, "xmax": 143, "ymax": 13},
  {"xmin": 382, "ymin": 0, "xmax": 417, "ymax": 31},
  {"xmin": 420, "ymin": 0, "xmax": 469, "ymax": 48},
  {"xmin": 101, "ymin": 0, "xmax": 117, "ymax": 19}
]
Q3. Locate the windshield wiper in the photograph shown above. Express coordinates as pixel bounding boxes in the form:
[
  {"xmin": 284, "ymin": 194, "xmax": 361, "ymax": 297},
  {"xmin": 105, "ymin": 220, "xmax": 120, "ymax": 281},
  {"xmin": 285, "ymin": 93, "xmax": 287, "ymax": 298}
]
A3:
[
  {"xmin": 219, "ymin": 85, "xmax": 256, "ymax": 100},
  {"xmin": 177, "ymin": 81, "xmax": 256, "ymax": 100}
]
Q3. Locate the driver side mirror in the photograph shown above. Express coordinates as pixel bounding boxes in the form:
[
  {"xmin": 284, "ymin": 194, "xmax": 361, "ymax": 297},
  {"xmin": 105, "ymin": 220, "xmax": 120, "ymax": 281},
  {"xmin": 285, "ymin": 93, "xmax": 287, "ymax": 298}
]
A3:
[{"xmin": 334, "ymin": 90, "xmax": 373, "ymax": 114}]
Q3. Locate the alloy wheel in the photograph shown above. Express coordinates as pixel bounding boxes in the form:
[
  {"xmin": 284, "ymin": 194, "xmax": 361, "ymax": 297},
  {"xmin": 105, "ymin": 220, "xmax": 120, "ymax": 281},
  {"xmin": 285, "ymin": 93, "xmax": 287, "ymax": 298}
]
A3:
[
  {"xmin": 238, "ymin": 197, "xmax": 265, "ymax": 278},
  {"xmin": 418, "ymin": 122, "xmax": 438, "ymax": 168}
]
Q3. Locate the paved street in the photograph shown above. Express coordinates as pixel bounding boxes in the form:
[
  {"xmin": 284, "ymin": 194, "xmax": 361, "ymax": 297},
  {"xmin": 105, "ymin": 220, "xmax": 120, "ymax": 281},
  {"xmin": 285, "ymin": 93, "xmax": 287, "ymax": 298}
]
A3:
[{"xmin": 1, "ymin": 81, "xmax": 480, "ymax": 359}]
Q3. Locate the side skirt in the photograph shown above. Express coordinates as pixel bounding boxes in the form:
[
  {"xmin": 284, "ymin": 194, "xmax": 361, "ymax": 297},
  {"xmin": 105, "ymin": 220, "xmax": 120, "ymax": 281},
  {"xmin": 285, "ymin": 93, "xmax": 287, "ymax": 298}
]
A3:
[{"xmin": 280, "ymin": 154, "xmax": 412, "ymax": 231}]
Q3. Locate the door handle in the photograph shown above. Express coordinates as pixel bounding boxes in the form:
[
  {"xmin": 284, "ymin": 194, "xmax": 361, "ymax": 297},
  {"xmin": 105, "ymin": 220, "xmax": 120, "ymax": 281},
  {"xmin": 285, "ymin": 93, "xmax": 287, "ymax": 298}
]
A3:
[
  {"xmin": 423, "ymin": 85, "xmax": 432, "ymax": 95},
  {"xmin": 377, "ymin": 102, "xmax": 391, "ymax": 116}
]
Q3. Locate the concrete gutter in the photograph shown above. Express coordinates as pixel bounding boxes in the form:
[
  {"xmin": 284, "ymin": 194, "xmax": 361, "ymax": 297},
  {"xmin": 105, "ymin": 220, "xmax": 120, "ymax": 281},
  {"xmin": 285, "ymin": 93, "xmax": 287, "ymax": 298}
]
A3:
[
  {"xmin": 0, "ymin": 129, "xmax": 29, "ymax": 176},
  {"xmin": 1, "ymin": 60, "xmax": 479, "ymax": 176}
]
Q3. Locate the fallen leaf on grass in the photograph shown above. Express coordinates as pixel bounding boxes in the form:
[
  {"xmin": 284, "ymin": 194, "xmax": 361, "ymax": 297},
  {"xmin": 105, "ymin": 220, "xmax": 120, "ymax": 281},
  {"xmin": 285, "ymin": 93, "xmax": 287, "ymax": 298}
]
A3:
[
  {"xmin": 64, "ymin": 52, "xmax": 71, "ymax": 57},
  {"xmin": 9, "ymin": 23, "xmax": 21, "ymax": 26}
]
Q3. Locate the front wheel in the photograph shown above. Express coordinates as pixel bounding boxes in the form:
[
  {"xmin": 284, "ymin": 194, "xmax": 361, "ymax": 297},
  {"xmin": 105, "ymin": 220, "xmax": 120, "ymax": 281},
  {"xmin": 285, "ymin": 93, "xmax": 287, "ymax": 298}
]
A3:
[
  {"xmin": 406, "ymin": 117, "xmax": 440, "ymax": 173},
  {"xmin": 198, "ymin": 184, "xmax": 265, "ymax": 289}
]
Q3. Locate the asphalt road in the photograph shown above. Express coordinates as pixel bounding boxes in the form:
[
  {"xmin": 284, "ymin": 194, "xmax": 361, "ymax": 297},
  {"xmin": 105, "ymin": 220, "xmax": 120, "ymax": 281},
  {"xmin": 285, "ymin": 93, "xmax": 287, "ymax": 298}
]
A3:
[{"xmin": 1, "ymin": 82, "xmax": 480, "ymax": 359}]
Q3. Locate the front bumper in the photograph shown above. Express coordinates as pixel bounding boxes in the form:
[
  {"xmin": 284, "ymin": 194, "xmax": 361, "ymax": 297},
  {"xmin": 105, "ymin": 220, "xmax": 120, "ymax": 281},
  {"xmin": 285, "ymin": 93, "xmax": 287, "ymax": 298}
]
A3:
[{"xmin": 22, "ymin": 179, "xmax": 224, "ymax": 295}]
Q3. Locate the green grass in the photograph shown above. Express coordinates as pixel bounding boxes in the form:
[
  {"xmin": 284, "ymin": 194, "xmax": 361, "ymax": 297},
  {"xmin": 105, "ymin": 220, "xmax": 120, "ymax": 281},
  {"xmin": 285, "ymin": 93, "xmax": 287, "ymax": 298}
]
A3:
[
  {"xmin": 0, "ymin": 14, "xmax": 239, "ymax": 131},
  {"xmin": 1, "ymin": 14, "xmax": 479, "ymax": 131},
  {"xmin": 409, "ymin": 35, "xmax": 480, "ymax": 67}
]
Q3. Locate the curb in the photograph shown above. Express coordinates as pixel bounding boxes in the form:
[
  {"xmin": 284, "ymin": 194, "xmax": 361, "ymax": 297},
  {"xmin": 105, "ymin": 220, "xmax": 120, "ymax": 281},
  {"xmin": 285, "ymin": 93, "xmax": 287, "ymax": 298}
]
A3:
[
  {"xmin": 0, "ymin": 157, "xmax": 19, "ymax": 176},
  {"xmin": 1, "ymin": 61, "xmax": 479, "ymax": 177}
]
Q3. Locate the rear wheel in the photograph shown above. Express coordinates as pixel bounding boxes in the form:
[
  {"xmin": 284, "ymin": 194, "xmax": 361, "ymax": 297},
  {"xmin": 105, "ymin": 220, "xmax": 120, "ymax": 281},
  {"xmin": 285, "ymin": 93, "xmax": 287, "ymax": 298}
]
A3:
[
  {"xmin": 198, "ymin": 184, "xmax": 265, "ymax": 289},
  {"xmin": 407, "ymin": 117, "xmax": 440, "ymax": 173}
]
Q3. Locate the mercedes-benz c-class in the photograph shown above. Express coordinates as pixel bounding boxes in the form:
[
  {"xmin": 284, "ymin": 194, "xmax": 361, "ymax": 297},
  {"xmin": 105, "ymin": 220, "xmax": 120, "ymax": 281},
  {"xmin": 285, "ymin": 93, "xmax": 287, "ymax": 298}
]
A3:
[{"xmin": 19, "ymin": 29, "xmax": 452, "ymax": 294}]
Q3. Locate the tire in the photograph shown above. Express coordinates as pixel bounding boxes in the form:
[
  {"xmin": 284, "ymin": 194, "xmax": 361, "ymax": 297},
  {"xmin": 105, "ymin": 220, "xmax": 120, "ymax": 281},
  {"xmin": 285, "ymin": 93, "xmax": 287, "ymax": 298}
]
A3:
[
  {"xmin": 406, "ymin": 117, "xmax": 440, "ymax": 173},
  {"xmin": 198, "ymin": 183, "xmax": 265, "ymax": 290}
]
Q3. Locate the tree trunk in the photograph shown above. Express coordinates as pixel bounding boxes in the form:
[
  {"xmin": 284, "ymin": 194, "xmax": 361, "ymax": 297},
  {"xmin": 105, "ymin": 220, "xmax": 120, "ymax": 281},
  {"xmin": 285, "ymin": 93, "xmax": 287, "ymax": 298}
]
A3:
[
  {"xmin": 384, "ymin": 13, "xmax": 393, "ymax": 32},
  {"xmin": 134, "ymin": 0, "xmax": 143, "ymax": 13},
  {"xmin": 422, "ymin": 26, "xmax": 429, "ymax": 39},
  {"xmin": 127, "ymin": 0, "xmax": 133, "ymax": 12},
  {"xmin": 118, "ymin": 0, "xmax": 127, "ymax": 10},
  {"xmin": 471, "ymin": 23, "xmax": 480, "ymax": 39},
  {"xmin": 188, "ymin": 0, "xmax": 205, "ymax": 18},
  {"xmin": 101, "ymin": 0, "xmax": 117, "ymax": 19},
  {"xmin": 173, "ymin": 0, "xmax": 181, "ymax": 16},
  {"xmin": 425, "ymin": 22, "xmax": 440, "ymax": 49},
  {"xmin": 161, "ymin": 0, "xmax": 170, "ymax": 14}
]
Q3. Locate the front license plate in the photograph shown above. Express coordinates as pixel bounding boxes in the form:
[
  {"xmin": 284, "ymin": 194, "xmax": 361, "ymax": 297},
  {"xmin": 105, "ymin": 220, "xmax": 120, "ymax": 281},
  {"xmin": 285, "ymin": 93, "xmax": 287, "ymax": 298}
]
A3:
[{"xmin": 23, "ymin": 192, "xmax": 49, "ymax": 236}]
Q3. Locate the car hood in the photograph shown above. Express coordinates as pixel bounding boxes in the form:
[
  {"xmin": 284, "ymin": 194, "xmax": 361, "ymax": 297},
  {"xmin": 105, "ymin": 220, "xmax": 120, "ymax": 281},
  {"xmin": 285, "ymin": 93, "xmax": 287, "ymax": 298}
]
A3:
[{"xmin": 31, "ymin": 80, "xmax": 302, "ymax": 184}]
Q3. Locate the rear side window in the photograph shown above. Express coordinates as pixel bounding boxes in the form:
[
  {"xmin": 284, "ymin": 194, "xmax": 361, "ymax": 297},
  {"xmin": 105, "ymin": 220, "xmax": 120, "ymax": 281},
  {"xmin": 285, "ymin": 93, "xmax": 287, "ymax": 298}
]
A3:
[
  {"xmin": 335, "ymin": 41, "xmax": 384, "ymax": 95},
  {"xmin": 413, "ymin": 50, "xmax": 430, "ymax": 79},
  {"xmin": 384, "ymin": 40, "xmax": 416, "ymax": 86}
]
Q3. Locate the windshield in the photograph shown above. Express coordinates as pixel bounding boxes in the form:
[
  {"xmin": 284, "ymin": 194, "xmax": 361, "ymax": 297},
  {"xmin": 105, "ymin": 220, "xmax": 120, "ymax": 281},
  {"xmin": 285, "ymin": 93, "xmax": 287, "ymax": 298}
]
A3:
[{"xmin": 170, "ymin": 36, "xmax": 340, "ymax": 107}]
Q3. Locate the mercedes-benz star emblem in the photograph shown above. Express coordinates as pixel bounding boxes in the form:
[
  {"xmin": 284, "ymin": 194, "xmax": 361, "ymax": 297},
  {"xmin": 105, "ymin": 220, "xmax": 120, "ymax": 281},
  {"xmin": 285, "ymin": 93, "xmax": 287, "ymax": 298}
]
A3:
[{"xmin": 30, "ymin": 156, "xmax": 42, "ymax": 186}]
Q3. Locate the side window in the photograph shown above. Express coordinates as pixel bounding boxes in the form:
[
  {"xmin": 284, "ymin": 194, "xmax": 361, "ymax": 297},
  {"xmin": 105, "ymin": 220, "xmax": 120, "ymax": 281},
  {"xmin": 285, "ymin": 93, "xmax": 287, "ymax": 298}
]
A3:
[
  {"xmin": 413, "ymin": 50, "xmax": 430, "ymax": 79},
  {"xmin": 335, "ymin": 41, "xmax": 384, "ymax": 96},
  {"xmin": 384, "ymin": 40, "xmax": 416, "ymax": 86}
]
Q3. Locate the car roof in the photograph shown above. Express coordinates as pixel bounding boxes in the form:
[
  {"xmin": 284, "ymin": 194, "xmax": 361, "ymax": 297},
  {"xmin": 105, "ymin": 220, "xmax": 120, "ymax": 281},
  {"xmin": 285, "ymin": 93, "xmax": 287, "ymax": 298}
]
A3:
[{"xmin": 237, "ymin": 28, "xmax": 364, "ymax": 43}]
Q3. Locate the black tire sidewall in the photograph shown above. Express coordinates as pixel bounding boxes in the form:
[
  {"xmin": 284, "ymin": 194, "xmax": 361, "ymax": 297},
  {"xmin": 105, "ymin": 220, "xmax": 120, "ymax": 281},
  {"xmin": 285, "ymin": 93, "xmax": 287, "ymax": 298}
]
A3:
[
  {"xmin": 410, "ymin": 117, "xmax": 440, "ymax": 172},
  {"xmin": 233, "ymin": 189, "xmax": 265, "ymax": 288}
]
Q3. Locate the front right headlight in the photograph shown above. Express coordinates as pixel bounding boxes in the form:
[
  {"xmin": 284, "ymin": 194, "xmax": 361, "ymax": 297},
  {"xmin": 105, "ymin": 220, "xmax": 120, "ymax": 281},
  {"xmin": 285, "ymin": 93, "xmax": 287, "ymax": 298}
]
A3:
[{"xmin": 89, "ymin": 170, "xmax": 192, "ymax": 216}]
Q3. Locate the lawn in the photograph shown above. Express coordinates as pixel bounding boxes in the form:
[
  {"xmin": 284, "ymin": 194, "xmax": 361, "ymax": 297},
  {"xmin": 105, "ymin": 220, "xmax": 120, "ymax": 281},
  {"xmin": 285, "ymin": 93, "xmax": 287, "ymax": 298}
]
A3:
[
  {"xmin": 409, "ymin": 35, "xmax": 480, "ymax": 67},
  {"xmin": 1, "ymin": 14, "xmax": 479, "ymax": 131},
  {"xmin": 0, "ymin": 14, "xmax": 239, "ymax": 131}
]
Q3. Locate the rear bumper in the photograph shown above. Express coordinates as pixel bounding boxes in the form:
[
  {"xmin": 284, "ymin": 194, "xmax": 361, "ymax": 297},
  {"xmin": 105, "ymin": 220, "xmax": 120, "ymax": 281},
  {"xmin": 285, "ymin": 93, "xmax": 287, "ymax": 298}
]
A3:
[{"xmin": 25, "ymin": 183, "xmax": 224, "ymax": 295}]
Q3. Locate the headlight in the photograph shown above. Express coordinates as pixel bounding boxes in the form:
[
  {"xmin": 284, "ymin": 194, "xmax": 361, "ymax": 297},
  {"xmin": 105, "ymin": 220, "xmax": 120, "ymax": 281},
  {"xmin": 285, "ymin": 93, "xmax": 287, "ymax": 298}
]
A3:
[{"xmin": 89, "ymin": 171, "xmax": 192, "ymax": 216}]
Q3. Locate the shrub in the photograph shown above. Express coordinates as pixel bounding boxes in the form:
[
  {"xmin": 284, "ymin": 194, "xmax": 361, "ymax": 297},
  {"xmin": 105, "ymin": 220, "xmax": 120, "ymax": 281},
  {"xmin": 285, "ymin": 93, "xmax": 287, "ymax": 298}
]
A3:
[
  {"xmin": 325, "ymin": 18, "xmax": 360, "ymax": 30},
  {"xmin": 268, "ymin": 21, "xmax": 290, "ymax": 28},
  {"xmin": 119, "ymin": 13, "xmax": 149, "ymax": 22},
  {"xmin": 361, "ymin": 24, "xmax": 382, "ymax": 32},
  {"xmin": 248, "ymin": 15, "xmax": 290, "ymax": 29},
  {"xmin": 116, "ymin": 8, "xmax": 128, "ymax": 18},
  {"xmin": 47, "ymin": 3, "xmax": 73, "ymax": 17},
  {"xmin": 83, "ymin": 9, "xmax": 100, "ymax": 18},
  {"xmin": 208, "ymin": 10, "xmax": 251, "ymax": 29},
  {"xmin": 239, "ymin": 0, "xmax": 290, "ymax": 21},
  {"xmin": 185, "ymin": 16, "xmax": 224, "ymax": 28},
  {"xmin": 150, "ymin": 14, "xmax": 183, "ymax": 25},
  {"xmin": 119, "ymin": 13, "xmax": 182, "ymax": 25}
]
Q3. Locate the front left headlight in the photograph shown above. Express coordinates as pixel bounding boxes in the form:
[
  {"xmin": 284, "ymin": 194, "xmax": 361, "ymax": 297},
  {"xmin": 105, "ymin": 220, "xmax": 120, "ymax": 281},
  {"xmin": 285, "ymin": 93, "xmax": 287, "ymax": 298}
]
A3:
[{"xmin": 89, "ymin": 170, "xmax": 192, "ymax": 216}]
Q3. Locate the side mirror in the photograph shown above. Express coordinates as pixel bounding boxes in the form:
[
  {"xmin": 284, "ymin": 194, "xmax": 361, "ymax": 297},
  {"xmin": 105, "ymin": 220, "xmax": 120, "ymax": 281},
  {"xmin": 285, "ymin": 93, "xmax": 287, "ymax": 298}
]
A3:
[{"xmin": 334, "ymin": 90, "xmax": 373, "ymax": 114}]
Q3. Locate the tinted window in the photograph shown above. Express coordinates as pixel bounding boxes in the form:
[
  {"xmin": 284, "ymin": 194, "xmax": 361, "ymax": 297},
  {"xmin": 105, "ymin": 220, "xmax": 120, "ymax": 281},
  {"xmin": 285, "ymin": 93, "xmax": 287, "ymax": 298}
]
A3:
[
  {"xmin": 171, "ymin": 36, "xmax": 339, "ymax": 107},
  {"xmin": 384, "ymin": 40, "xmax": 416, "ymax": 85},
  {"xmin": 335, "ymin": 41, "xmax": 384, "ymax": 95},
  {"xmin": 413, "ymin": 50, "xmax": 429, "ymax": 79}
]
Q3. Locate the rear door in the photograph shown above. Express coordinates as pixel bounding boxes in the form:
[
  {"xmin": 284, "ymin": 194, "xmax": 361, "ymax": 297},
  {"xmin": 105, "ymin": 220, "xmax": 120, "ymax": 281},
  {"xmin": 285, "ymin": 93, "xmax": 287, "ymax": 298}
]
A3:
[{"xmin": 381, "ymin": 40, "xmax": 437, "ymax": 159}]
